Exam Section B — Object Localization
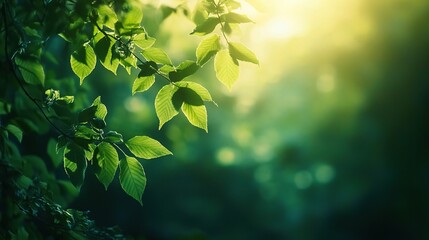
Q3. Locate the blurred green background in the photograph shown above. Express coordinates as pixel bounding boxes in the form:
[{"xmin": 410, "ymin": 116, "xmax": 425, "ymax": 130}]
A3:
[{"xmin": 41, "ymin": 0, "xmax": 429, "ymax": 239}]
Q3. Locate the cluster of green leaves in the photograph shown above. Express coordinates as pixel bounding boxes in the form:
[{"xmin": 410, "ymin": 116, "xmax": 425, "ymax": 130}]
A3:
[
  {"xmin": 192, "ymin": 0, "xmax": 259, "ymax": 89},
  {"xmin": 1, "ymin": 0, "xmax": 257, "ymax": 206},
  {"xmin": 58, "ymin": 96, "xmax": 171, "ymax": 204}
]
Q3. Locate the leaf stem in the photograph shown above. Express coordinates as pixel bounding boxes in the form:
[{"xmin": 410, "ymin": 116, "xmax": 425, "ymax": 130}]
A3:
[{"xmin": 214, "ymin": 2, "xmax": 230, "ymax": 45}]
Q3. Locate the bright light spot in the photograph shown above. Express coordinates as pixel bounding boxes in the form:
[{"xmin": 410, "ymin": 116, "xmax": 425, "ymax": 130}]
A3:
[
  {"xmin": 253, "ymin": 143, "xmax": 272, "ymax": 162},
  {"xmin": 315, "ymin": 164, "xmax": 335, "ymax": 183},
  {"xmin": 216, "ymin": 147, "xmax": 236, "ymax": 165},
  {"xmin": 233, "ymin": 125, "xmax": 253, "ymax": 146},
  {"xmin": 317, "ymin": 73, "xmax": 336, "ymax": 93},
  {"xmin": 317, "ymin": 66, "xmax": 336, "ymax": 93},
  {"xmin": 262, "ymin": 17, "xmax": 304, "ymax": 40},
  {"xmin": 294, "ymin": 171, "xmax": 313, "ymax": 189},
  {"xmin": 254, "ymin": 165, "xmax": 272, "ymax": 183},
  {"xmin": 124, "ymin": 97, "xmax": 147, "ymax": 113}
]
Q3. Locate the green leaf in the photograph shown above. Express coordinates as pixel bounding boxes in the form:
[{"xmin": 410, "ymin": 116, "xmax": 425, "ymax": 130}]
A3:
[
  {"xmin": 70, "ymin": 44, "xmax": 97, "ymax": 84},
  {"xmin": 196, "ymin": 34, "xmax": 221, "ymax": 66},
  {"xmin": 225, "ymin": 0, "xmax": 241, "ymax": 10},
  {"xmin": 214, "ymin": 49, "xmax": 239, "ymax": 90},
  {"xmin": 176, "ymin": 81, "xmax": 216, "ymax": 105},
  {"xmin": 132, "ymin": 75, "xmax": 155, "ymax": 95},
  {"xmin": 155, "ymin": 84, "xmax": 180, "ymax": 129},
  {"xmin": 74, "ymin": 125, "xmax": 99, "ymax": 140},
  {"xmin": 78, "ymin": 105, "xmax": 98, "ymax": 123},
  {"xmin": 141, "ymin": 48, "xmax": 172, "ymax": 65},
  {"xmin": 228, "ymin": 42, "xmax": 259, "ymax": 64},
  {"xmin": 182, "ymin": 103, "xmax": 208, "ymax": 132},
  {"xmin": 15, "ymin": 56, "xmax": 45, "ymax": 86},
  {"xmin": 119, "ymin": 156, "xmax": 146, "ymax": 205},
  {"xmin": 92, "ymin": 96, "xmax": 108, "ymax": 120},
  {"xmin": 104, "ymin": 131, "xmax": 123, "ymax": 143},
  {"xmin": 191, "ymin": 17, "xmax": 219, "ymax": 36},
  {"xmin": 119, "ymin": 55, "xmax": 138, "ymax": 74},
  {"xmin": 158, "ymin": 65, "xmax": 175, "ymax": 75},
  {"xmin": 121, "ymin": 3, "xmax": 143, "ymax": 27},
  {"xmin": 138, "ymin": 61, "xmax": 157, "ymax": 77},
  {"xmin": 133, "ymin": 33, "xmax": 156, "ymax": 50},
  {"xmin": 64, "ymin": 143, "xmax": 87, "ymax": 188},
  {"xmin": 97, "ymin": 5, "xmax": 118, "ymax": 29},
  {"xmin": 172, "ymin": 87, "xmax": 204, "ymax": 108},
  {"xmin": 125, "ymin": 136, "xmax": 172, "ymax": 160},
  {"xmin": 57, "ymin": 96, "xmax": 75, "ymax": 104},
  {"xmin": 94, "ymin": 36, "xmax": 119, "ymax": 74},
  {"xmin": 5, "ymin": 124, "xmax": 23, "ymax": 142},
  {"xmin": 90, "ymin": 118, "xmax": 106, "ymax": 129},
  {"xmin": 221, "ymin": 12, "xmax": 254, "ymax": 23},
  {"xmin": 169, "ymin": 60, "xmax": 199, "ymax": 82},
  {"xmin": 0, "ymin": 101, "xmax": 11, "ymax": 115},
  {"xmin": 94, "ymin": 142, "xmax": 119, "ymax": 190}
]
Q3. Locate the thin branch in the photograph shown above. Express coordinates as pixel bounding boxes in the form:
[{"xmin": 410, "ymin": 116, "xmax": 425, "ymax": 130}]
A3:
[
  {"xmin": 93, "ymin": 21, "xmax": 178, "ymax": 86},
  {"xmin": 2, "ymin": 3, "xmax": 73, "ymax": 140},
  {"xmin": 214, "ymin": 2, "xmax": 230, "ymax": 45}
]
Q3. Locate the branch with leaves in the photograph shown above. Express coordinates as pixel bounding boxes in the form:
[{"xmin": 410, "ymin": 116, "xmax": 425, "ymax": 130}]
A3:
[{"xmin": 1, "ymin": 0, "xmax": 258, "ymax": 207}]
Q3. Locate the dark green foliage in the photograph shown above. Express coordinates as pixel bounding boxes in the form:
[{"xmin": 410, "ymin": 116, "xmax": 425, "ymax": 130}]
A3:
[{"xmin": 0, "ymin": 0, "xmax": 257, "ymax": 238}]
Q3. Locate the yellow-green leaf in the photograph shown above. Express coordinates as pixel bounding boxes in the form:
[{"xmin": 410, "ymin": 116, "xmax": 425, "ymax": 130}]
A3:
[
  {"xmin": 70, "ymin": 44, "xmax": 97, "ymax": 85},
  {"xmin": 191, "ymin": 17, "xmax": 219, "ymax": 36},
  {"xmin": 196, "ymin": 34, "xmax": 221, "ymax": 66},
  {"xmin": 133, "ymin": 33, "xmax": 156, "ymax": 50},
  {"xmin": 125, "ymin": 136, "xmax": 172, "ymax": 159},
  {"xmin": 181, "ymin": 103, "xmax": 208, "ymax": 132},
  {"xmin": 176, "ymin": 81, "xmax": 215, "ymax": 104},
  {"xmin": 94, "ymin": 36, "xmax": 119, "ymax": 74},
  {"xmin": 132, "ymin": 75, "xmax": 155, "ymax": 95},
  {"xmin": 228, "ymin": 42, "xmax": 259, "ymax": 64},
  {"xmin": 119, "ymin": 156, "xmax": 146, "ymax": 205},
  {"xmin": 155, "ymin": 84, "xmax": 180, "ymax": 129},
  {"xmin": 94, "ymin": 142, "xmax": 119, "ymax": 190},
  {"xmin": 214, "ymin": 49, "xmax": 239, "ymax": 90},
  {"xmin": 141, "ymin": 48, "xmax": 172, "ymax": 65}
]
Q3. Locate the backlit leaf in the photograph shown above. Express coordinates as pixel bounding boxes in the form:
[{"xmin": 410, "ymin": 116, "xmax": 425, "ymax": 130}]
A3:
[
  {"xmin": 169, "ymin": 60, "xmax": 199, "ymax": 82},
  {"xmin": 138, "ymin": 61, "xmax": 157, "ymax": 77},
  {"xmin": 119, "ymin": 156, "xmax": 146, "ymax": 205},
  {"xmin": 132, "ymin": 75, "xmax": 155, "ymax": 95},
  {"xmin": 221, "ymin": 12, "xmax": 253, "ymax": 24},
  {"xmin": 94, "ymin": 142, "xmax": 119, "ymax": 190},
  {"xmin": 176, "ymin": 81, "xmax": 216, "ymax": 105},
  {"xmin": 191, "ymin": 17, "xmax": 219, "ymax": 36},
  {"xmin": 196, "ymin": 34, "xmax": 221, "ymax": 66},
  {"xmin": 142, "ymin": 48, "xmax": 172, "ymax": 65},
  {"xmin": 133, "ymin": 33, "xmax": 156, "ymax": 50},
  {"xmin": 94, "ymin": 35, "xmax": 119, "ymax": 74},
  {"xmin": 214, "ymin": 49, "xmax": 239, "ymax": 90},
  {"xmin": 70, "ymin": 44, "xmax": 97, "ymax": 85},
  {"xmin": 228, "ymin": 42, "xmax": 259, "ymax": 64},
  {"xmin": 125, "ymin": 136, "xmax": 172, "ymax": 159},
  {"xmin": 155, "ymin": 84, "xmax": 180, "ymax": 129},
  {"xmin": 97, "ymin": 5, "xmax": 118, "ymax": 29},
  {"xmin": 182, "ymin": 103, "xmax": 208, "ymax": 132},
  {"xmin": 92, "ymin": 96, "xmax": 108, "ymax": 120}
]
